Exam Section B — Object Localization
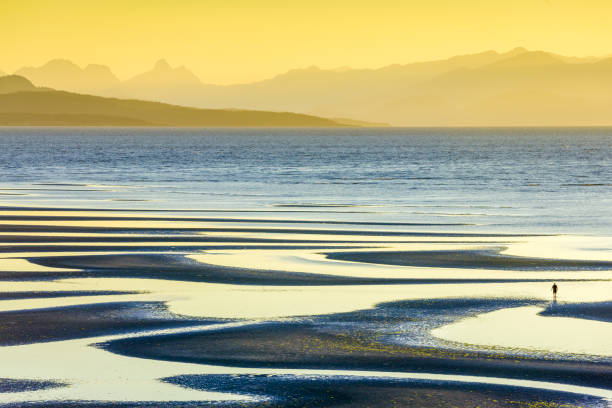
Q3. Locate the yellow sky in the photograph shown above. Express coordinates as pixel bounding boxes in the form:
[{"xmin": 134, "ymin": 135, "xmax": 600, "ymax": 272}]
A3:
[{"xmin": 2, "ymin": 0, "xmax": 612, "ymax": 84}]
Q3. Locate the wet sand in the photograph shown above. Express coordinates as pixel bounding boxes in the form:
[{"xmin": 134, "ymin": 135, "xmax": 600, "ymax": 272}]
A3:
[
  {"xmin": 26, "ymin": 253, "xmax": 592, "ymax": 285},
  {"xmin": 101, "ymin": 306, "xmax": 612, "ymax": 389},
  {"xmin": 0, "ymin": 301, "xmax": 218, "ymax": 345},
  {"xmin": 540, "ymin": 301, "xmax": 612, "ymax": 323},
  {"xmin": 0, "ymin": 379, "xmax": 64, "ymax": 394},
  {"xmin": 6, "ymin": 383, "xmax": 605, "ymax": 408},
  {"xmin": 0, "ymin": 290, "xmax": 137, "ymax": 300},
  {"xmin": 164, "ymin": 375, "xmax": 607, "ymax": 408},
  {"xmin": 0, "ymin": 222, "xmax": 525, "ymax": 236},
  {"xmin": 326, "ymin": 249, "xmax": 612, "ymax": 270},
  {"xmin": 0, "ymin": 208, "xmax": 610, "ymax": 406}
]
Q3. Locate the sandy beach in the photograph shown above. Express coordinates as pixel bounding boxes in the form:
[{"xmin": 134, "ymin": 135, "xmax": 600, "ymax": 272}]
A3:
[{"xmin": 0, "ymin": 204, "xmax": 610, "ymax": 407}]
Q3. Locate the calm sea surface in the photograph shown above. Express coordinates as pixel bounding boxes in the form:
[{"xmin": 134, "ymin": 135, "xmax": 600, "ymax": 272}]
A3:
[{"xmin": 0, "ymin": 127, "xmax": 610, "ymax": 234}]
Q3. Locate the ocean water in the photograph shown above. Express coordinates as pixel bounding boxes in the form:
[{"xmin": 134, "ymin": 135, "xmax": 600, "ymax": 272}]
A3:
[{"xmin": 0, "ymin": 127, "xmax": 611, "ymax": 234}]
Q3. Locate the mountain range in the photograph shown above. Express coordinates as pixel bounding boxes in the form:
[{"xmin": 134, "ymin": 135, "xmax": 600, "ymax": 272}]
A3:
[
  {"xmin": 7, "ymin": 47, "xmax": 612, "ymax": 126},
  {"xmin": 15, "ymin": 60, "xmax": 120, "ymax": 94}
]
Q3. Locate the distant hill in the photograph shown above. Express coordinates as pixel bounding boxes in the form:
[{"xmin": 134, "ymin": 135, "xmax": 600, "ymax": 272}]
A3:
[
  {"xmin": 0, "ymin": 75, "xmax": 39, "ymax": 94},
  {"xmin": 0, "ymin": 76, "xmax": 345, "ymax": 127},
  {"xmin": 13, "ymin": 48, "xmax": 612, "ymax": 125}
]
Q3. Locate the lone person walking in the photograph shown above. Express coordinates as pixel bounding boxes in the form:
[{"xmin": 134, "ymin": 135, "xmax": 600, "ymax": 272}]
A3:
[{"xmin": 552, "ymin": 283, "xmax": 558, "ymax": 302}]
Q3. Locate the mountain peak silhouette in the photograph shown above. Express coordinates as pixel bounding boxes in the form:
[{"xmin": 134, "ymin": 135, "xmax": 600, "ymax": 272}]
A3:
[
  {"xmin": 115, "ymin": 59, "xmax": 203, "ymax": 104},
  {"xmin": 84, "ymin": 64, "xmax": 115, "ymax": 75},
  {"xmin": 15, "ymin": 59, "xmax": 119, "ymax": 92},
  {"xmin": 486, "ymin": 50, "xmax": 564, "ymax": 69},
  {"xmin": 16, "ymin": 59, "xmax": 82, "ymax": 78},
  {"xmin": 126, "ymin": 59, "xmax": 201, "ymax": 86},
  {"xmin": 508, "ymin": 46, "xmax": 528, "ymax": 54},
  {"xmin": 41, "ymin": 59, "xmax": 81, "ymax": 70},
  {"xmin": 154, "ymin": 59, "xmax": 172, "ymax": 71}
]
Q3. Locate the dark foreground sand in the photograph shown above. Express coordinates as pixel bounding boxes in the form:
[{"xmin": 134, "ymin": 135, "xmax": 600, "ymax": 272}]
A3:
[
  {"xmin": 102, "ymin": 298, "xmax": 612, "ymax": 390},
  {"xmin": 0, "ymin": 290, "xmax": 136, "ymax": 300},
  {"xmin": 0, "ymin": 378, "xmax": 64, "ymax": 394},
  {"xmin": 4, "ymin": 378, "xmax": 604, "ymax": 408},
  {"xmin": 0, "ymin": 222, "xmax": 523, "ymax": 237},
  {"xmin": 165, "ymin": 375, "xmax": 608, "ymax": 408},
  {"xmin": 22, "ymin": 253, "xmax": 593, "ymax": 286},
  {"xmin": 540, "ymin": 301, "xmax": 612, "ymax": 323},
  {"xmin": 326, "ymin": 249, "xmax": 612, "ymax": 270},
  {"xmin": 0, "ymin": 301, "xmax": 219, "ymax": 345},
  {"xmin": 103, "ymin": 321, "xmax": 612, "ymax": 390}
]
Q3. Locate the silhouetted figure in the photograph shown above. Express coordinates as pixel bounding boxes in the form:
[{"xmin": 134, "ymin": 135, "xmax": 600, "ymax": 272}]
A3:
[{"xmin": 552, "ymin": 283, "xmax": 558, "ymax": 302}]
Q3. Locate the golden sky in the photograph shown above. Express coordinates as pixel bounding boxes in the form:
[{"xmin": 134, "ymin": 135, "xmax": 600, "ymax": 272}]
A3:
[{"xmin": 2, "ymin": 0, "xmax": 612, "ymax": 84}]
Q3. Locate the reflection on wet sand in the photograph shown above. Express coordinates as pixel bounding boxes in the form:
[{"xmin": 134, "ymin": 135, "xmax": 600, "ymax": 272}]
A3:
[
  {"xmin": 431, "ymin": 305, "xmax": 612, "ymax": 356},
  {"xmin": 0, "ymin": 208, "xmax": 610, "ymax": 406}
]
